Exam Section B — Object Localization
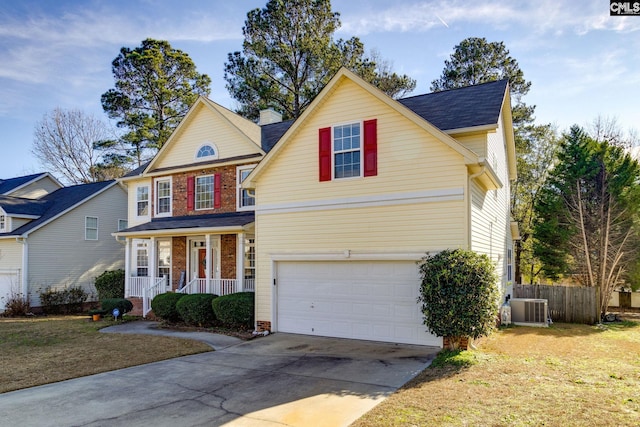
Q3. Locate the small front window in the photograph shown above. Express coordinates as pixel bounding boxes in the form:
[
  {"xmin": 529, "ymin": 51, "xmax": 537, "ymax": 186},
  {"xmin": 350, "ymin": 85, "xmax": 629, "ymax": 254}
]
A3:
[
  {"xmin": 237, "ymin": 165, "xmax": 256, "ymax": 210},
  {"xmin": 134, "ymin": 240, "xmax": 149, "ymax": 277},
  {"xmin": 195, "ymin": 175, "xmax": 213, "ymax": 210},
  {"xmin": 196, "ymin": 143, "xmax": 218, "ymax": 159},
  {"xmin": 85, "ymin": 216, "xmax": 98, "ymax": 240},
  {"xmin": 155, "ymin": 178, "xmax": 172, "ymax": 216},
  {"xmin": 333, "ymin": 123, "xmax": 361, "ymax": 179},
  {"xmin": 244, "ymin": 237, "xmax": 255, "ymax": 280},
  {"xmin": 0, "ymin": 214, "xmax": 6, "ymax": 231},
  {"xmin": 136, "ymin": 186, "xmax": 149, "ymax": 216},
  {"xmin": 157, "ymin": 240, "xmax": 171, "ymax": 281}
]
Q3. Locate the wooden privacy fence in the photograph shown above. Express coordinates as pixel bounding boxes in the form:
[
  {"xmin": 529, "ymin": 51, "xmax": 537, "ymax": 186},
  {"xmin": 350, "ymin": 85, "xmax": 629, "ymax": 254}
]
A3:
[{"xmin": 512, "ymin": 284, "xmax": 598, "ymax": 324}]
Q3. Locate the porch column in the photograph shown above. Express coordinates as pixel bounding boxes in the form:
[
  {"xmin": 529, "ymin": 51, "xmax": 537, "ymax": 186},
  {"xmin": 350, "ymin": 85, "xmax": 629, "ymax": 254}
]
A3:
[
  {"xmin": 237, "ymin": 232, "xmax": 245, "ymax": 291},
  {"xmin": 149, "ymin": 237, "xmax": 156, "ymax": 286},
  {"xmin": 205, "ymin": 234, "xmax": 211, "ymax": 293},
  {"xmin": 124, "ymin": 238, "xmax": 131, "ymax": 297}
]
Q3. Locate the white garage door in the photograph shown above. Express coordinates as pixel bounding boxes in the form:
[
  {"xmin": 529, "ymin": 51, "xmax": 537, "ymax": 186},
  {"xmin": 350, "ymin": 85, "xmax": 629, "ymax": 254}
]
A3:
[
  {"xmin": 0, "ymin": 270, "xmax": 20, "ymax": 312},
  {"xmin": 276, "ymin": 260, "xmax": 441, "ymax": 346}
]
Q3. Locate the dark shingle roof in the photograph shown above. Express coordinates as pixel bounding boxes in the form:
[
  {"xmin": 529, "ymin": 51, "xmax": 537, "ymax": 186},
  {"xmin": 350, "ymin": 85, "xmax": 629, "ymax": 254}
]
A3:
[
  {"xmin": 0, "ymin": 195, "xmax": 49, "ymax": 216},
  {"xmin": 120, "ymin": 211, "xmax": 255, "ymax": 233},
  {"xmin": 398, "ymin": 80, "xmax": 508, "ymax": 131},
  {"xmin": 261, "ymin": 119, "xmax": 294, "ymax": 152},
  {"xmin": 122, "ymin": 162, "xmax": 151, "ymax": 178},
  {"xmin": 0, "ymin": 173, "xmax": 47, "ymax": 194},
  {"xmin": 1, "ymin": 181, "xmax": 115, "ymax": 236}
]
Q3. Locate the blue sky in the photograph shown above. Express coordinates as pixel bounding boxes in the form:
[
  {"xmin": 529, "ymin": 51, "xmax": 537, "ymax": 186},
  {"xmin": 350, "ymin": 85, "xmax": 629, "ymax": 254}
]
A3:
[{"xmin": 1, "ymin": 0, "xmax": 638, "ymax": 179}]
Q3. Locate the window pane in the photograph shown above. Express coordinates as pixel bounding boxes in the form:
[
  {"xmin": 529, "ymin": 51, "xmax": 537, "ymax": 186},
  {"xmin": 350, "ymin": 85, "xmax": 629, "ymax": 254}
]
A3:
[
  {"xmin": 156, "ymin": 180, "xmax": 171, "ymax": 214},
  {"xmin": 137, "ymin": 186, "xmax": 148, "ymax": 201},
  {"xmin": 197, "ymin": 145, "xmax": 216, "ymax": 158},
  {"xmin": 333, "ymin": 123, "xmax": 361, "ymax": 179},
  {"xmin": 85, "ymin": 217, "xmax": 98, "ymax": 240},
  {"xmin": 334, "ymin": 151, "xmax": 360, "ymax": 178},
  {"xmin": 195, "ymin": 176, "xmax": 213, "ymax": 209}
]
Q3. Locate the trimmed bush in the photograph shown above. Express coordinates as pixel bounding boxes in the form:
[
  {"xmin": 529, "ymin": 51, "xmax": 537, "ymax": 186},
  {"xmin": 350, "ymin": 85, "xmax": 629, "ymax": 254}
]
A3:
[
  {"xmin": 212, "ymin": 292, "xmax": 255, "ymax": 328},
  {"xmin": 100, "ymin": 298, "xmax": 133, "ymax": 316},
  {"xmin": 418, "ymin": 249, "xmax": 499, "ymax": 350},
  {"xmin": 176, "ymin": 294, "xmax": 217, "ymax": 326},
  {"xmin": 94, "ymin": 270, "xmax": 125, "ymax": 300},
  {"xmin": 38, "ymin": 286, "xmax": 88, "ymax": 314},
  {"xmin": 151, "ymin": 292, "xmax": 186, "ymax": 322}
]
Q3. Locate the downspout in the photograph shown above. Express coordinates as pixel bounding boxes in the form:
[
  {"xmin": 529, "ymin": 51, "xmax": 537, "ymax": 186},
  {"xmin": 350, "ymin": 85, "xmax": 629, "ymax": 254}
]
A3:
[
  {"xmin": 467, "ymin": 165, "xmax": 486, "ymax": 251},
  {"xmin": 16, "ymin": 236, "xmax": 28, "ymax": 302}
]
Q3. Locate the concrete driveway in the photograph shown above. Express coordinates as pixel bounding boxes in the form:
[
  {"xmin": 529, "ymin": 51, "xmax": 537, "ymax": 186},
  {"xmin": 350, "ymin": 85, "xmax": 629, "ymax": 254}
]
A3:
[{"xmin": 0, "ymin": 324, "xmax": 439, "ymax": 427}]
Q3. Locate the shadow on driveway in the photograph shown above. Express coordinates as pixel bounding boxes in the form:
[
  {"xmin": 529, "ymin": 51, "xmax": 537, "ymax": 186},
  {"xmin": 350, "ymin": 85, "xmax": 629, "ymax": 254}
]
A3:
[{"xmin": 0, "ymin": 325, "xmax": 439, "ymax": 426}]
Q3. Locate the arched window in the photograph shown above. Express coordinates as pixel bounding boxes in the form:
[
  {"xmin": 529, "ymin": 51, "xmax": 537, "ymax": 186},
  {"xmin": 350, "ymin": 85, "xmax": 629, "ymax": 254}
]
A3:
[{"xmin": 196, "ymin": 143, "xmax": 218, "ymax": 160}]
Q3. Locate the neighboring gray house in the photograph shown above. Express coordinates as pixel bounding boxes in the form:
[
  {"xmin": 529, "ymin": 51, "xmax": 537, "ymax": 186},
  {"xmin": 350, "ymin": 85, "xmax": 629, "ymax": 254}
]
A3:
[{"xmin": 0, "ymin": 173, "xmax": 127, "ymax": 311}]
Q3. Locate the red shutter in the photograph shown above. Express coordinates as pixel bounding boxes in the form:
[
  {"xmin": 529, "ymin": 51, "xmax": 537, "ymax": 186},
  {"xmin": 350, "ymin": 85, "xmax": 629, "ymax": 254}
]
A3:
[
  {"xmin": 363, "ymin": 119, "xmax": 377, "ymax": 177},
  {"xmin": 319, "ymin": 127, "xmax": 332, "ymax": 181},
  {"xmin": 214, "ymin": 173, "xmax": 221, "ymax": 208},
  {"xmin": 186, "ymin": 176, "xmax": 194, "ymax": 210}
]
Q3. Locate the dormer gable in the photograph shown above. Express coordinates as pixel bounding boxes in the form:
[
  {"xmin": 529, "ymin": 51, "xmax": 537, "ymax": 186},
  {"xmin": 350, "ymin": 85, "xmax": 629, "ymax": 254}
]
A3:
[
  {"xmin": 143, "ymin": 97, "xmax": 264, "ymax": 175},
  {"xmin": 0, "ymin": 172, "xmax": 63, "ymax": 199}
]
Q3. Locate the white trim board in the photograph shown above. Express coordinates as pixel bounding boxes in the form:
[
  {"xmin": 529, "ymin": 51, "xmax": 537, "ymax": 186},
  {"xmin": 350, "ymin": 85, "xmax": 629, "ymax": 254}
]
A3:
[{"xmin": 257, "ymin": 187, "xmax": 464, "ymax": 215}]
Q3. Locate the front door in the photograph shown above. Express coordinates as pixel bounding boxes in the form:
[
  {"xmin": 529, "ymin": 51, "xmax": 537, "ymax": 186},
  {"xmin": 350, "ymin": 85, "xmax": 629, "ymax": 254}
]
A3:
[
  {"xmin": 189, "ymin": 237, "xmax": 220, "ymax": 282},
  {"xmin": 198, "ymin": 249, "xmax": 207, "ymax": 278}
]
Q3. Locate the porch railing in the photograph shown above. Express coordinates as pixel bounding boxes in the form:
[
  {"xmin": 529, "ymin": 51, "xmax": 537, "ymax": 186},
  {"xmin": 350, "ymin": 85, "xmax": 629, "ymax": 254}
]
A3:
[
  {"xmin": 143, "ymin": 277, "xmax": 167, "ymax": 317},
  {"xmin": 179, "ymin": 278, "xmax": 255, "ymax": 296},
  {"xmin": 127, "ymin": 277, "xmax": 151, "ymax": 298}
]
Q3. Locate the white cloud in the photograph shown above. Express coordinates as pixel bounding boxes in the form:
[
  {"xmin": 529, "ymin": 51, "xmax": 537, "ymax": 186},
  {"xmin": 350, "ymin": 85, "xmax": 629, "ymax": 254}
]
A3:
[
  {"xmin": 0, "ymin": 4, "xmax": 244, "ymax": 87},
  {"xmin": 340, "ymin": 0, "xmax": 640, "ymax": 36}
]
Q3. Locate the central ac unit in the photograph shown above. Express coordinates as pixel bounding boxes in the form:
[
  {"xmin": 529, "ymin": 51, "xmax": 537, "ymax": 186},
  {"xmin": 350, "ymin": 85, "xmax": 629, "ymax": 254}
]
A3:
[{"xmin": 510, "ymin": 298, "xmax": 548, "ymax": 327}]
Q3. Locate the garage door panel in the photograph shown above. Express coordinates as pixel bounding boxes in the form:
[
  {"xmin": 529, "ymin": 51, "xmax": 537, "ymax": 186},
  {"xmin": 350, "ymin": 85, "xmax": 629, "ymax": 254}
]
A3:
[{"xmin": 276, "ymin": 261, "xmax": 441, "ymax": 346}]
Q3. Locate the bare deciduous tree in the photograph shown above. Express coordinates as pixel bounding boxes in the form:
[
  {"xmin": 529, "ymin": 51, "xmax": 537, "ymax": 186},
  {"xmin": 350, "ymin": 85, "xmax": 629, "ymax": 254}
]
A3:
[{"xmin": 32, "ymin": 108, "xmax": 118, "ymax": 184}]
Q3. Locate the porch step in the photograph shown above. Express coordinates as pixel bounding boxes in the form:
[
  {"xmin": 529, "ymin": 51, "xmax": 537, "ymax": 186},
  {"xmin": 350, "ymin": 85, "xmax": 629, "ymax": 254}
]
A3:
[{"xmin": 128, "ymin": 297, "xmax": 144, "ymax": 317}]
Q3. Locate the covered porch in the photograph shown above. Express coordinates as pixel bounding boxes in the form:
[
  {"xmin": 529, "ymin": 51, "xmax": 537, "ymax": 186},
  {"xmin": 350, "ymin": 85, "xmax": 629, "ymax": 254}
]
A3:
[{"xmin": 114, "ymin": 212, "xmax": 255, "ymax": 316}]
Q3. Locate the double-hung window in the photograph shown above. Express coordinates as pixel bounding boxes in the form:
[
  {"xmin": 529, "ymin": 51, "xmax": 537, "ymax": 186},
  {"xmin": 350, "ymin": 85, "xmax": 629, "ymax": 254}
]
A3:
[
  {"xmin": 237, "ymin": 165, "xmax": 256, "ymax": 210},
  {"xmin": 0, "ymin": 214, "xmax": 6, "ymax": 232},
  {"xmin": 155, "ymin": 178, "xmax": 172, "ymax": 217},
  {"xmin": 319, "ymin": 119, "xmax": 377, "ymax": 182},
  {"xmin": 136, "ymin": 186, "xmax": 149, "ymax": 217},
  {"xmin": 333, "ymin": 123, "xmax": 361, "ymax": 179},
  {"xmin": 187, "ymin": 174, "xmax": 221, "ymax": 211},
  {"xmin": 195, "ymin": 175, "xmax": 214, "ymax": 210},
  {"xmin": 85, "ymin": 216, "xmax": 98, "ymax": 240}
]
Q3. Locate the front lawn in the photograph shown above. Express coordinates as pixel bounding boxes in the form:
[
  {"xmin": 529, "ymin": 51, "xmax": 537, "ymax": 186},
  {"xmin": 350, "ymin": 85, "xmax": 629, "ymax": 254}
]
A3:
[
  {"xmin": 0, "ymin": 316, "xmax": 211, "ymax": 394},
  {"xmin": 353, "ymin": 321, "xmax": 640, "ymax": 427}
]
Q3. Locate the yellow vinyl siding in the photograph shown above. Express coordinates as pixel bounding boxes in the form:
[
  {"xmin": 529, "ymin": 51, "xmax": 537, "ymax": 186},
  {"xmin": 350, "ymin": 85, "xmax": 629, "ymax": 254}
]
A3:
[
  {"xmin": 252, "ymin": 78, "xmax": 471, "ymax": 323},
  {"xmin": 127, "ymin": 178, "xmax": 151, "ymax": 227},
  {"xmin": 212, "ymin": 101, "xmax": 261, "ymax": 143},
  {"xmin": 451, "ymin": 132, "xmax": 487, "ymax": 159},
  {"xmin": 254, "ymin": 201, "xmax": 466, "ymax": 321},
  {"xmin": 470, "ymin": 112, "xmax": 511, "ymax": 290},
  {"xmin": 257, "ymin": 78, "xmax": 466, "ymax": 206},
  {"xmin": 152, "ymin": 103, "xmax": 261, "ymax": 170}
]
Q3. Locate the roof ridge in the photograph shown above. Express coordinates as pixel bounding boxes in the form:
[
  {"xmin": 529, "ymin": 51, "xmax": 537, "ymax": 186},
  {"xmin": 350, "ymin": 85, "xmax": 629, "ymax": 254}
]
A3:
[{"xmin": 399, "ymin": 79, "xmax": 508, "ymax": 101}]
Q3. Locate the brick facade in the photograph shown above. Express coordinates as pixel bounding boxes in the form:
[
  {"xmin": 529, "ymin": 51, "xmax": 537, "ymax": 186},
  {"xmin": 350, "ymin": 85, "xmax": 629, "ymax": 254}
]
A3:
[
  {"xmin": 256, "ymin": 320, "xmax": 271, "ymax": 332},
  {"xmin": 171, "ymin": 164, "xmax": 240, "ymax": 216},
  {"xmin": 221, "ymin": 234, "xmax": 237, "ymax": 279},
  {"xmin": 171, "ymin": 237, "xmax": 186, "ymax": 290}
]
